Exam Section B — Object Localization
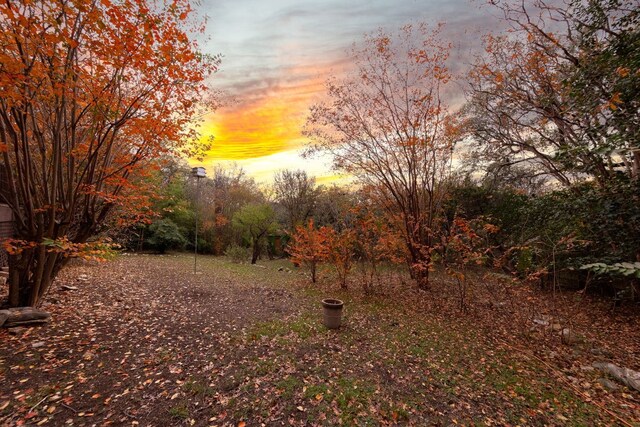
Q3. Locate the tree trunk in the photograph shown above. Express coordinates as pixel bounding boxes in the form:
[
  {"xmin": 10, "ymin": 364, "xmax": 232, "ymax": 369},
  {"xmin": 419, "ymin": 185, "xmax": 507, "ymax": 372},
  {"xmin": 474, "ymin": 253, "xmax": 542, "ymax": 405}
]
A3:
[
  {"xmin": 7, "ymin": 250, "xmax": 64, "ymax": 307},
  {"xmin": 251, "ymin": 239, "xmax": 260, "ymax": 264},
  {"xmin": 414, "ymin": 268, "xmax": 430, "ymax": 290},
  {"xmin": 406, "ymin": 239, "xmax": 431, "ymax": 290}
]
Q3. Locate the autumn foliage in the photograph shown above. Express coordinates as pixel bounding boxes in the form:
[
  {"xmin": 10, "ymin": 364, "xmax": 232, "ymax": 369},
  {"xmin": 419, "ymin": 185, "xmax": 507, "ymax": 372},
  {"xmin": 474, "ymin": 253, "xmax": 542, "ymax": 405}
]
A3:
[
  {"xmin": 306, "ymin": 24, "xmax": 459, "ymax": 289},
  {"xmin": 327, "ymin": 228, "xmax": 355, "ymax": 289},
  {"xmin": 0, "ymin": 0, "xmax": 217, "ymax": 306},
  {"xmin": 289, "ymin": 204, "xmax": 409, "ymax": 290},
  {"xmin": 288, "ymin": 219, "xmax": 333, "ymax": 284}
]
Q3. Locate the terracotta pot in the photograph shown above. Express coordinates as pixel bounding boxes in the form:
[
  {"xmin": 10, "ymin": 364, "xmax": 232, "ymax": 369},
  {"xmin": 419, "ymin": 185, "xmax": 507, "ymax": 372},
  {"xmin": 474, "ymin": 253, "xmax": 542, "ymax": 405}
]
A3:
[{"xmin": 322, "ymin": 298, "xmax": 344, "ymax": 329}]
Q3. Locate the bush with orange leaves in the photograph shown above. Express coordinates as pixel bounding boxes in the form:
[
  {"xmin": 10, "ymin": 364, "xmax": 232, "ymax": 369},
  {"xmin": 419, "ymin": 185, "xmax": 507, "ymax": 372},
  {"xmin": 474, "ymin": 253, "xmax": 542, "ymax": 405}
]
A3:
[
  {"xmin": 328, "ymin": 228, "xmax": 356, "ymax": 289},
  {"xmin": 288, "ymin": 219, "xmax": 334, "ymax": 284}
]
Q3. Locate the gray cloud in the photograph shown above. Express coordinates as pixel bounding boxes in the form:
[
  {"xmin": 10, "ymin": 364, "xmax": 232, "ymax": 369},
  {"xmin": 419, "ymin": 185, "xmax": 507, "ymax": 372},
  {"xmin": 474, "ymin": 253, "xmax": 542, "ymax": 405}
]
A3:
[{"xmin": 199, "ymin": 0, "xmax": 506, "ymax": 112}]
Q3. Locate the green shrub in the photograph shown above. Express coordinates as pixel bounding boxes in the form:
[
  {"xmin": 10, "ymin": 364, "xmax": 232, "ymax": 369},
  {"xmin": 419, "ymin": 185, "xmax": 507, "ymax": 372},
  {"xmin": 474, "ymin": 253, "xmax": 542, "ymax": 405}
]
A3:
[
  {"xmin": 448, "ymin": 179, "xmax": 640, "ymax": 287},
  {"xmin": 146, "ymin": 218, "xmax": 187, "ymax": 254},
  {"xmin": 225, "ymin": 244, "xmax": 249, "ymax": 263}
]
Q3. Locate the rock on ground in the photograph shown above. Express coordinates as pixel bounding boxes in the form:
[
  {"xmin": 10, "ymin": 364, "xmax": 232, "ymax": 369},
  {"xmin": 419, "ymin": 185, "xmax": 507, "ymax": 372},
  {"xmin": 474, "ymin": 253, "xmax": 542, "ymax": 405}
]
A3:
[
  {"xmin": 0, "ymin": 307, "xmax": 51, "ymax": 328},
  {"xmin": 592, "ymin": 362, "xmax": 640, "ymax": 392}
]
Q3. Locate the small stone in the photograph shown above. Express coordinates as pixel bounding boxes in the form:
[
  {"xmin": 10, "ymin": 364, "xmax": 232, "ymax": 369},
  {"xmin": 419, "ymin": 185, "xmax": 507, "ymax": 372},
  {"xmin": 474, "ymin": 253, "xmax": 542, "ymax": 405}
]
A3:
[
  {"xmin": 61, "ymin": 285, "xmax": 78, "ymax": 291},
  {"xmin": 533, "ymin": 316, "xmax": 550, "ymax": 326},
  {"xmin": 277, "ymin": 267, "xmax": 284, "ymax": 271},
  {"xmin": 32, "ymin": 341, "xmax": 45, "ymax": 348},
  {"xmin": 598, "ymin": 378, "xmax": 619, "ymax": 391},
  {"xmin": 561, "ymin": 328, "xmax": 583, "ymax": 345}
]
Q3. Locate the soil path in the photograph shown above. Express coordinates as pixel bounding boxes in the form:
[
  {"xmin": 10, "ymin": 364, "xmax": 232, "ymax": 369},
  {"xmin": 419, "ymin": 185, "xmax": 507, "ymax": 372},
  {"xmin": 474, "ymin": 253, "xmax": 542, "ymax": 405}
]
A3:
[
  {"xmin": 1, "ymin": 254, "xmax": 638, "ymax": 426},
  {"xmin": 0, "ymin": 254, "xmax": 301, "ymax": 426}
]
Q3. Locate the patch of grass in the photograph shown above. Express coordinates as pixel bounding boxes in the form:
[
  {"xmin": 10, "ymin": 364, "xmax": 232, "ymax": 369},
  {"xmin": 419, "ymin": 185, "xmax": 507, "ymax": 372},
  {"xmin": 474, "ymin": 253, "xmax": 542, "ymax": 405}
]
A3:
[
  {"xmin": 483, "ymin": 358, "xmax": 602, "ymax": 424},
  {"xmin": 303, "ymin": 383, "xmax": 329, "ymax": 400},
  {"xmin": 334, "ymin": 377, "xmax": 375, "ymax": 424},
  {"xmin": 168, "ymin": 403, "xmax": 189, "ymax": 419},
  {"xmin": 248, "ymin": 313, "xmax": 320, "ymax": 340},
  {"xmin": 253, "ymin": 358, "xmax": 278, "ymax": 376},
  {"xmin": 218, "ymin": 376, "xmax": 242, "ymax": 393},
  {"xmin": 24, "ymin": 384, "xmax": 57, "ymax": 408},
  {"xmin": 183, "ymin": 378, "xmax": 215, "ymax": 397},
  {"xmin": 276, "ymin": 376, "xmax": 302, "ymax": 400},
  {"xmin": 380, "ymin": 400, "xmax": 411, "ymax": 423}
]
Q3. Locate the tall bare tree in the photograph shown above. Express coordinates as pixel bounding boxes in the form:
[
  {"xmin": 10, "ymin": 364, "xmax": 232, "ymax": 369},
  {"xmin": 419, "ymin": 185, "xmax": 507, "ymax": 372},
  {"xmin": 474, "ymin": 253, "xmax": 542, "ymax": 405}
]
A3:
[{"xmin": 272, "ymin": 169, "xmax": 317, "ymax": 232}]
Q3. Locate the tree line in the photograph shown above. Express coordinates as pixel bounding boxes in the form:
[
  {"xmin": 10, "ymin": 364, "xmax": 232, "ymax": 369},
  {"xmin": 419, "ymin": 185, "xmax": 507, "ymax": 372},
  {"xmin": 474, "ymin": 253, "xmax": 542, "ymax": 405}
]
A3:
[{"xmin": 1, "ymin": 0, "xmax": 638, "ymax": 307}]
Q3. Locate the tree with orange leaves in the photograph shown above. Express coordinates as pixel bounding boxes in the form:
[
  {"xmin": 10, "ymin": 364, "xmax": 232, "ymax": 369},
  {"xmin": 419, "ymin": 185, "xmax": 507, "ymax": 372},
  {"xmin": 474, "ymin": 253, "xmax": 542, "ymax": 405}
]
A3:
[
  {"xmin": 0, "ymin": 0, "xmax": 218, "ymax": 306},
  {"xmin": 289, "ymin": 219, "xmax": 333, "ymax": 284},
  {"xmin": 306, "ymin": 24, "xmax": 459, "ymax": 289},
  {"xmin": 327, "ymin": 228, "xmax": 355, "ymax": 289}
]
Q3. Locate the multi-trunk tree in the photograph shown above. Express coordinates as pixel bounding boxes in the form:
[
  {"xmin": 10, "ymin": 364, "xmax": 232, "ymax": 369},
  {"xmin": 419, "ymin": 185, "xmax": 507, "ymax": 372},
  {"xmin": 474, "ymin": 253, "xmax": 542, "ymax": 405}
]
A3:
[
  {"xmin": 305, "ymin": 24, "xmax": 459, "ymax": 289},
  {"xmin": 231, "ymin": 203, "xmax": 277, "ymax": 264},
  {"xmin": 0, "ymin": 0, "xmax": 217, "ymax": 306}
]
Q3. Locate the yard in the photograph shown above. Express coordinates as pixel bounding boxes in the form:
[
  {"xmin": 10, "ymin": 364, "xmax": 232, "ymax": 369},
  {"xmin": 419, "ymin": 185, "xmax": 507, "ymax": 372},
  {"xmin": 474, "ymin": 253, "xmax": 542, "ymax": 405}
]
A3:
[{"xmin": 1, "ymin": 254, "xmax": 639, "ymax": 426}]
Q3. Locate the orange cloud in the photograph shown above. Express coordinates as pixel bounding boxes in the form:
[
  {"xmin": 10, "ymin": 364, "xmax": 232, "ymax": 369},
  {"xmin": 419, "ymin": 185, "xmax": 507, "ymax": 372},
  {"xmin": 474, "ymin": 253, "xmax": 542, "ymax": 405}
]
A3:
[{"xmin": 199, "ymin": 67, "xmax": 331, "ymax": 162}]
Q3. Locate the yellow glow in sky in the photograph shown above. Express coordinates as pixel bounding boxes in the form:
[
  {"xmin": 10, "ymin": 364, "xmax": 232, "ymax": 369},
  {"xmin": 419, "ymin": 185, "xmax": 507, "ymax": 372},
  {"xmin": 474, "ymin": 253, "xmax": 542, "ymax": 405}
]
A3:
[
  {"xmin": 193, "ymin": 68, "xmax": 341, "ymax": 184},
  {"xmin": 200, "ymin": 98, "xmax": 307, "ymax": 160}
]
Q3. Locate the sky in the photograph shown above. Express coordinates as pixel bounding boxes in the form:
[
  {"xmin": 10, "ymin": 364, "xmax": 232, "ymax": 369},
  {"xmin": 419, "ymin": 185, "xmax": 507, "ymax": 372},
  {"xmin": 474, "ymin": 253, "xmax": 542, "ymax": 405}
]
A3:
[{"xmin": 191, "ymin": 0, "xmax": 501, "ymax": 184}]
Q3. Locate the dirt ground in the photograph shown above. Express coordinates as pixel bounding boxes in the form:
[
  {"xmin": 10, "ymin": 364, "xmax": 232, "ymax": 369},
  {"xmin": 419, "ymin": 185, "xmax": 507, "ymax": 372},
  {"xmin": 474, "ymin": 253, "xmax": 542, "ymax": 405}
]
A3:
[{"xmin": 1, "ymin": 254, "xmax": 639, "ymax": 426}]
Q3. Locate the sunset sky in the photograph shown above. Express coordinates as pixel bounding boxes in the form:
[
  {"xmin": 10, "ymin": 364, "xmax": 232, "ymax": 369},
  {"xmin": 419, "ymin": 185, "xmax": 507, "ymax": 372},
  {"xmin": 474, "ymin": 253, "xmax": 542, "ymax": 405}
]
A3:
[{"xmin": 193, "ymin": 0, "xmax": 500, "ymax": 184}]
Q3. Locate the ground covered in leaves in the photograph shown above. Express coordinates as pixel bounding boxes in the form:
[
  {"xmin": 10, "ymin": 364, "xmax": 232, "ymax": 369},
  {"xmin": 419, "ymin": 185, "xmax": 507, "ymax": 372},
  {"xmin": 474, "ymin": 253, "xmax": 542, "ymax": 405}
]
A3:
[{"xmin": 1, "ymin": 254, "xmax": 639, "ymax": 426}]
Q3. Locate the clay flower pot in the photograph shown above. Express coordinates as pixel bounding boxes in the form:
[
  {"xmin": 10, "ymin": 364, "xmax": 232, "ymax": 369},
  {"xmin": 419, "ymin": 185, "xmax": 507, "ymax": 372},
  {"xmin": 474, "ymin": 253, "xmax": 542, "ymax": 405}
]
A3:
[{"xmin": 321, "ymin": 298, "xmax": 344, "ymax": 329}]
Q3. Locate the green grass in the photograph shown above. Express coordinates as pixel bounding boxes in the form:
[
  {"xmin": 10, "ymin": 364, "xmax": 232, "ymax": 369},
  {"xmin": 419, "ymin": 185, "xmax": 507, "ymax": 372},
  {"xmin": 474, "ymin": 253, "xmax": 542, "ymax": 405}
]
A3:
[
  {"xmin": 276, "ymin": 376, "xmax": 303, "ymax": 400},
  {"xmin": 168, "ymin": 403, "xmax": 189, "ymax": 419},
  {"xmin": 248, "ymin": 312, "xmax": 321, "ymax": 340},
  {"xmin": 303, "ymin": 383, "xmax": 329, "ymax": 400},
  {"xmin": 139, "ymin": 256, "xmax": 618, "ymax": 425},
  {"xmin": 183, "ymin": 378, "xmax": 215, "ymax": 397}
]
